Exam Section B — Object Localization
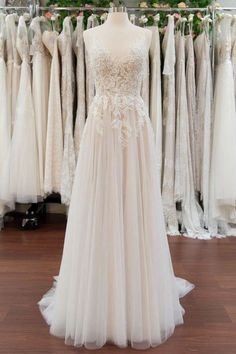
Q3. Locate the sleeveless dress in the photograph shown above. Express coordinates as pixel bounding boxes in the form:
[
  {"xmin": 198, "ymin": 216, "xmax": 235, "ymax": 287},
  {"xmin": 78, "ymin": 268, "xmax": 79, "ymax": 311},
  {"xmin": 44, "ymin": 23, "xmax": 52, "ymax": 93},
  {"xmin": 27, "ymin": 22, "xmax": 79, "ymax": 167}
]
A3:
[
  {"xmin": 0, "ymin": 14, "xmax": 12, "ymax": 222},
  {"xmin": 30, "ymin": 16, "xmax": 51, "ymax": 197},
  {"xmin": 43, "ymin": 30, "xmax": 63, "ymax": 195},
  {"xmin": 58, "ymin": 17, "xmax": 76, "ymax": 206},
  {"xmin": 209, "ymin": 14, "xmax": 236, "ymax": 234},
  {"xmin": 72, "ymin": 16, "xmax": 86, "ymax": 158},
  {"xmin": 5, "ymin": 13, "xmax": 21, "ymax": 136},
  {"xmin": 9, "ymin": 16, "xmax": 41, "ymax": 204},
  {"xmin": 38, "ymin": 28, "xmax": 194, "ymax": 350}
]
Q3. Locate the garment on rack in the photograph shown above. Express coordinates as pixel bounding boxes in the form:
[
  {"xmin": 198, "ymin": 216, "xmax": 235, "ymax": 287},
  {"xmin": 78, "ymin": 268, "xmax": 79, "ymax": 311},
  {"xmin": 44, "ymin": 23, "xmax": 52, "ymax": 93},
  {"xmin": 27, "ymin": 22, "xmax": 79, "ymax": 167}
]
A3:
[
  {"xmin": 161, "ymin": 15, "xmax": 179, "ymax": 235},
  {"xmin": 9, "ymin": 15, "xmax": 40, "ymax": 203},
  {"xmin": 30, "ymin": 16, "xmax": 51, "ymax": 197},
  {"xmin": 0, "ymin": 13, "xmax": 13, "ymax": 213},
  {"xmin": 175, "ymin": 29, "xmax": 207, "ymax": 238},
  {"xmin": 38, "ymin": 24, "xmax": 194, "ymax": 350},
  {"xmin": 209, "ymin": 14, "xmax": 236, "ymax": 233},
  {"xmin": 149, "ymin": 23, "xmax": 162, "ymax": 184},
  {"xmin": 85, "ymin": 14, "xmax": 98, "ymax": 113},
  {"xmin": 73, "ymin": 15, "xmax": 86, "ymax": 158},
  {"xmin": 43, "ymin": 30, "xmax": 63, "ymax": 195},
  {"xmin": 194, "ymin": 26, "xmax": 213, "ymax": 228},
  {"xmin": 58, "ymin": 16, "xmax": 76, "ymax": 206},
  {"xmin": 185, "ymin": 30, "xmax": 196, "ymax": 191},
  {"xmin": 5, "ymin": 13, "xmax": 21, "ymax": 136},
  {"xmin": 231, "ymin": 15, "xmax": 236, "ymax": 100}
]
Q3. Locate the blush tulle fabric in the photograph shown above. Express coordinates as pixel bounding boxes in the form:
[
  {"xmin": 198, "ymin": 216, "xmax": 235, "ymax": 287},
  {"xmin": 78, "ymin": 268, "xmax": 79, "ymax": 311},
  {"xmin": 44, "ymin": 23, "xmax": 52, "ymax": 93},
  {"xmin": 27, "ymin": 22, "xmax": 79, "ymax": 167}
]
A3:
[{"xmin": 38, "ymin": 28, "xmax": 194, "ymax": 350}]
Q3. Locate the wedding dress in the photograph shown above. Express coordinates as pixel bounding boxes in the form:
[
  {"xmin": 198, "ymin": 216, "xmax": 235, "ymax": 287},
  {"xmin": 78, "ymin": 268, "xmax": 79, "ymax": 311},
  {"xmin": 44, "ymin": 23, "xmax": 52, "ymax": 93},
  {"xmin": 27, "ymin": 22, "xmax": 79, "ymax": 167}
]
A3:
[
  {"xmin": 73, "ymin": 15, "xmax": 86, "ymax": 157},
  {"xmin": 161, "ymin": 15, "xmax": 179, "ymax": 235},
  {"xmin": 58, "ymin": 17, "xmax": 76, "ymax": 206},
  {"xmin": 9, "ymin": 16, "xmax": 41, "ymax": 203},
  {"xmin": 43, "ymin": 30, "xmax": 63, "ymax": 195},
  {"xmin": 5, "ymin": 13, "xmax": 21, "ymax": 136},
  {"xmin": 30, "ymin": 16, "xmax": 51, "ymax": 197},
  {"xmin": 209, "ymin": 14, "xmax": 236, "ymax": 232},
  {"xmin": 149, "ymin": 21, "xmax": 162, "ymax": 184},
  {"xmin": 0, "ymin": 14, "xmax": 12, "ymax": 218},
  {"xmin": 231, "ymin": 15, "xmax": 236, "ymax": 100},
  {"xmin": 194, "ymin": 20, "xmax": 213, "ymax": 228},
  {"xmin": 174, "ymin": 28, "xmax": 208, "ymax": 239},
  {"xmin": 38, "ymin": 18, "xmax": 194, "ymax": 350}
]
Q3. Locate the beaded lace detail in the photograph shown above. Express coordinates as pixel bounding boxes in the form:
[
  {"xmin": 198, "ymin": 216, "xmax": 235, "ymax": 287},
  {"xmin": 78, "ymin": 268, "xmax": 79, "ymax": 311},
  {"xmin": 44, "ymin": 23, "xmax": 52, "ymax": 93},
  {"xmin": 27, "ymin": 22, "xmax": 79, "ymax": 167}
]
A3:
[{"xmin": 87, "ymin": 36, "xmax": 150, "ymax": 147}]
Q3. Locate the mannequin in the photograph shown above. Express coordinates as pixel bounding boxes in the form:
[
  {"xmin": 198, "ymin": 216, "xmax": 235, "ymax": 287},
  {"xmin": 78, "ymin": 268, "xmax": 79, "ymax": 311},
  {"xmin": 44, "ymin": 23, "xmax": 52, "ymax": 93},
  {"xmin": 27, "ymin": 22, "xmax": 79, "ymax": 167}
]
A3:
[{"xmin": 83, "ymin": 7, "xmax": 152, "ymax": 57}]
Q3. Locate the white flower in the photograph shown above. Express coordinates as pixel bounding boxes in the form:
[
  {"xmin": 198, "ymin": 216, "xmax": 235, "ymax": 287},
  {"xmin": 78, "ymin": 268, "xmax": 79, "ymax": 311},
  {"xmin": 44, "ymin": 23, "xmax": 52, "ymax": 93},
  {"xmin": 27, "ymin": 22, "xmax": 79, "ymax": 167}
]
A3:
[
  {"xmin": 139, "ymin": 14, "xmax": 148, "ymax": 24},
  {"xmin": 178, "ymin": 2, "xmax": 187, "ymax": 8},
  {"xmin": 152, "ymin": 2, "xmax": 159, "ymax": 8}
]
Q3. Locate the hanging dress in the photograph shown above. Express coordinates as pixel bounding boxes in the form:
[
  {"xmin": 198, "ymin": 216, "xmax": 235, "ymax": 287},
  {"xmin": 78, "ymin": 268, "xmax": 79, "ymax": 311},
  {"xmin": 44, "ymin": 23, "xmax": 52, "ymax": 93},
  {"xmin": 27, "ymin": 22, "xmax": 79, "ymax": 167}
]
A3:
[
  {"xmin": 9, "ymin": 16, "xmax": 41, "ymax": 203},
  {"xmin": 149, "ymin": 18, "xmax": 162, "ymax": 184},
  {"xmin": 38, "ymin": 25, "xmax": 194, "ymax": 350},
  {"xmin": 72, "ymin": 15, "xmax": 86, "ymax": 158},
  {"xmin": 5, "ymin": 13, "xmax": 21, "ymax": 136},
  {"xmin": 30, "ymin": 16, "xmax": 51, "ymax": 197},
  {"xmin": 43, "ymin": 30, "xmax": 63, "ymax": 195},
  {"xmin": 161, "ymin": 15, "xmax": 179, "ymax": 235},
  {"xmin": 85, "ymin": 14, "xmax": 99, "ymax": 113},
  {"xmin": 185, "ymin": 26, "xmax": 197, "ymax": 191},
  {"xmin": 209, "ymin": 14, "xmax": 236, "ymax": 233},
  {"xmin": 175, "ymin": 26, "xmax": 208, "ymax": 239},
  {"xmin": 231, "ymin": 15, "xmax": 236, "ymax": 100},
  {"xmin": 194, "ymin": 19, "xmax": 213, "ymax": 229},
  {"xmin": 58, "ymin": 17, "xmax": 76, "ymax": 206},
  {"xmin": 0, "ymin": 13, "xmax": 13, "ymax": 223}
]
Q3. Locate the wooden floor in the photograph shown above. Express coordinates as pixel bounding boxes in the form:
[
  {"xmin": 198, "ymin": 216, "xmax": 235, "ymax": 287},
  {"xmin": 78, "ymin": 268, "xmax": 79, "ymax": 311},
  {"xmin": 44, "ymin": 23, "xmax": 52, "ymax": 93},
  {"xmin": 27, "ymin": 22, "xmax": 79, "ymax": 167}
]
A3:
[{"xmin": 0, "ymin": 215, "xmax": 236, "ymax": 354}]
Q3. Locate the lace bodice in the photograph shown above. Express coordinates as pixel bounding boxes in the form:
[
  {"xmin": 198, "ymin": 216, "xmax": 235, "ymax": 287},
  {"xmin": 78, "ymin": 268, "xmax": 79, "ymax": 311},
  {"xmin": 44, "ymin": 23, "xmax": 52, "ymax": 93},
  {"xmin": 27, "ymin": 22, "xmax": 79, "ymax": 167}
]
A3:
[
  {"xmin": 89, "ymin": 36, "xmax": 149, "ymax": 97},
  {"xmin": 16, "ymin": 16, "xmax": 30, "ymax": 62},
  {"xmin": 30, "ymin": 17, "xmax": 48, "ymax": 56},
  {"xmin": 216, "ymin": 14, "xmax": 233, "ymax": 64}
]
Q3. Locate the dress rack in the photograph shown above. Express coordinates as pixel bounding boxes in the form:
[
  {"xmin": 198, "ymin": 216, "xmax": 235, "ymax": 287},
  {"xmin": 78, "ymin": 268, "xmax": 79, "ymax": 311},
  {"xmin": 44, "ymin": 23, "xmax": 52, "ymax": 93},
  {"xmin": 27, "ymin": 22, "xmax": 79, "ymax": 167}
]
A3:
[{"xmin": 1, "ymin": 2, "xmax": 236, "ymax": 230}]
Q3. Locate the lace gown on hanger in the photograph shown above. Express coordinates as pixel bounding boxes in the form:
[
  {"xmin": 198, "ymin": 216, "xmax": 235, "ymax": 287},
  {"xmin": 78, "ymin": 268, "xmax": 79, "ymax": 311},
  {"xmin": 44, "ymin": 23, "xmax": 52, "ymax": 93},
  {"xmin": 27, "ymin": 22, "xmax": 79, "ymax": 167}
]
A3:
[
  {"xmin": 38, "ymin": 26, "xmax": 194, "ymax": 349},
  {"xmin": 161, "ymin": 15, "xmax": 179, "ymax": 235},
  {"xmin": 9, "ymin": 16, "xmax": 41, "ymax": 203},
  {"xmin": 58, "ymin": 16, "xmax": 76, "ymax": 206},
  {"xmin": 194, "ymin": 25, "xmax": 213, "ymax": 229},
  {"xmin": 209, "ymin": 14, "xmax": 236, "ymax": 230},
  {"xmin": 175, "ymin": 29, "xmax": 207, "ymax": 238},
  {"xmin": 6, "ymin": 13, "xmax": 21, "ymax": 136},
  {"xmin": 43, "ymin": 30, "xmax": 63, "ymax": 195},
  {"xmin": 30, "ymin": 16, "xmax": 51, "ymax": 197},
  {"xmin": 0, "ymin": 14, "xmax": 13, "ymax": 216},
  {"xmin": 72, "ymin": 15, "xmax": 86, "ymax": 157},
  {"xmin": 149, "ymin": 22, "xmax": 162, "ymax": 185}
]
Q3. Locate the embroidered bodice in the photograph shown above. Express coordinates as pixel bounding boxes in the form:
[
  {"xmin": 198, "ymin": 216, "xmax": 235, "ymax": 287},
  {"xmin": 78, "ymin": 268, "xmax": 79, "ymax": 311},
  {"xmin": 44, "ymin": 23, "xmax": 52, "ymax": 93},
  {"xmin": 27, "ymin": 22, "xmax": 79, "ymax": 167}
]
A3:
[
  {"xmin": 89, "ymin": 35, "xmax": 148, "ymax": 98},
  {"xmin": 16, "ymin": 16, "xmax": 30, "ymax": 63},
  {"xmin": 216, "ymin": 14, "xmax": 233, "ymax": 64},
  {"xmin": 30, "ymin": 17, "xmax": 48, "ymax": 56}
]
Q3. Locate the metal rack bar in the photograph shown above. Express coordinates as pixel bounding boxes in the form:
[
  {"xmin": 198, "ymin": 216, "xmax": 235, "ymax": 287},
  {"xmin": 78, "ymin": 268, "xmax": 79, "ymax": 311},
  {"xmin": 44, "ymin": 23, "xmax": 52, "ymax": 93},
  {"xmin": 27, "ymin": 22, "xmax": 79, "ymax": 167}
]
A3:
[{"xmin": 36, "ymin": 6, "xmax": 209, "ymax": 12}]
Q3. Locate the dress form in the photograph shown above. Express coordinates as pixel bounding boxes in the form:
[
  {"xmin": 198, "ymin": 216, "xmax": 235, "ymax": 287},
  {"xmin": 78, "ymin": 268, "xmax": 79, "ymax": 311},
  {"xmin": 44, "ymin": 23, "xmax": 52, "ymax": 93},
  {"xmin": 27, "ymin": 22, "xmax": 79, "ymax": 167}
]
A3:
[{"xmin": 83, "ymin": 10, "xmax": 152, "ymax": 56}]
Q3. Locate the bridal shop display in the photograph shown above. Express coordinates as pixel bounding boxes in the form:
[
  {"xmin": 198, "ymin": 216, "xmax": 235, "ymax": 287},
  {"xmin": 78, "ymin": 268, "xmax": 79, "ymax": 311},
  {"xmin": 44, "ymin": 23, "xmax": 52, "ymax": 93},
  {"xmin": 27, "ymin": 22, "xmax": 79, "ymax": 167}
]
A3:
[{"xmin": 0, "ymin": 4, "xmax": 236, "ymax": 239}]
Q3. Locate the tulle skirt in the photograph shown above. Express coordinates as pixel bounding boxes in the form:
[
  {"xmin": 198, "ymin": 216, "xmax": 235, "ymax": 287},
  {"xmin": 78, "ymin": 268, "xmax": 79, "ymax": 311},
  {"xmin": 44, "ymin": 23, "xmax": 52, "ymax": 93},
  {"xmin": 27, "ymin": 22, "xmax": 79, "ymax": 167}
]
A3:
[
  {"xmin": 38, "ymin": 94, "xmax": 194, "ymax": 350},
  {"xmin": 210, "ymin": 61, "xmax": 236, "ymax": 223}
]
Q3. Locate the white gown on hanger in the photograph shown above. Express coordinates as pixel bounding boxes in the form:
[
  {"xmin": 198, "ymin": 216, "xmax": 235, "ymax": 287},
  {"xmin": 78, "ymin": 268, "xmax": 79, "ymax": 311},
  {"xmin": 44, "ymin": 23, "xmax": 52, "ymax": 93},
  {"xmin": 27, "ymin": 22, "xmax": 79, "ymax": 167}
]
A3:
[
  {"xmin": 209, "ymin": 14, "xmax": 236, "ymax": 232},
  {"xmin": 161, "ymin": 15, "xmax": 179, "ymax": 235},
  {"xmin": 149, "ymin": 21, "xmax": 162, "ymax": 185},
  {"xmin": 38, "ymin": 25, "xmax": 194, "ymax": 350},
  {"xmin": 0, "ymin": 14, "xmax": 13, "ymax": 218},
  {"xmin": 194, "ymin": 22, "xmax": 213, "ymax": 229},
  {"xmin": 175, "ymin": 28, "xmax": 208, "ymax": 238},
  {"xmin": 58, "ymin": 17, "xmax": 76, "ymax": 206},
  {"xmin": 9, "ymin": 16, "xmax": 41, "ymax": 203},
  {"xmin": 30, "ymin": 16, "xmax": 51, "ymax": 197},
  {"xmin": 73, "ymin": 15, "xmax": 86, "ymax": 157},
  {"xmin": 5, "ymin": 13, "xmax": 21, "ymax": 136},
  {"xmin": 43, "ymin": 30, "xmax": 63, "ymax": 195}
]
